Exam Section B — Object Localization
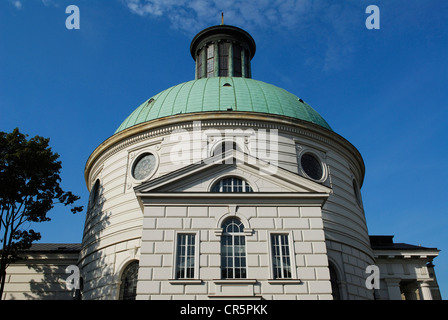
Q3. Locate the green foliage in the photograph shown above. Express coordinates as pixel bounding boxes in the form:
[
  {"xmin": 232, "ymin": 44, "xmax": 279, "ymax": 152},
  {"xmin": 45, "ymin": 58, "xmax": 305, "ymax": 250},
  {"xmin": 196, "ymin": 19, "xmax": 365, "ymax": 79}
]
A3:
[{"xmin": 0, "ymin": 128, "xmax": 83, "ymax": 297}]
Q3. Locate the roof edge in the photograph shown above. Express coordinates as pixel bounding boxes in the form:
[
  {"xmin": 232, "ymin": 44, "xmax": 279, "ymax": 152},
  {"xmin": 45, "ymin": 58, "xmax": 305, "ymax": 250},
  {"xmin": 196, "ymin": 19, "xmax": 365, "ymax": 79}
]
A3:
[{"xmin": 85, "ymin": 112, "xmax": 365, "ymax": 191}]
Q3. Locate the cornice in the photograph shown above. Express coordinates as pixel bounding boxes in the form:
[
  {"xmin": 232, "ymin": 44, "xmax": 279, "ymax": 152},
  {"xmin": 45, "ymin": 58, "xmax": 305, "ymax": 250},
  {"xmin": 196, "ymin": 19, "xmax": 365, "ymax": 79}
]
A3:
[
  {"xmin": 373, "ymin": 249, "xmax": 440, "ymax": 260},
  {"xmin": 84, "ymin": 112, "xmax": 365, "ymax": 189},
  {"xmin": 136, "ymin": 192, "xmax": 330, "ymax": 207}
]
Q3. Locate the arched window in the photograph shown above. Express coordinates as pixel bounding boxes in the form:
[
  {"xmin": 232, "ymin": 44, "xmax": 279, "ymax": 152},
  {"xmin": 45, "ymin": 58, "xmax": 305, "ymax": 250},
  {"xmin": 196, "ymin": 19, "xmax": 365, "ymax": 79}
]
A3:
[
  {"xmin": 221, "ymin": 218, "xmax": 247, "ymax": 279},
  {"xmin": 119, "ymin": 261, "xmax": 139, "ymax": 300},
  {"xmin": 353, "ymin": 179, "xmax": 363, "ymax": 206},
  {"xmin": 329, "ymin": 263, "xmax": 341, "ymax": 300},
  {"xmin": 88, "ymin": 179, "xmax": 100, "ymax": 209},
  {"xmin": 211, "ymin": 177, "xmax": 253, "ymax": 193}
]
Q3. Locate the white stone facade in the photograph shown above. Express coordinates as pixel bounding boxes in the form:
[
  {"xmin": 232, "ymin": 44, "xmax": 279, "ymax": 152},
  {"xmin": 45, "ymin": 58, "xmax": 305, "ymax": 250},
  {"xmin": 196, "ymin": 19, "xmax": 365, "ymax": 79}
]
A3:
[
  {"xmin": 2, "ymin": 22, "xmax": 441, "ymax": 301},
  {"xmin": 137, "ymin": 204, "xmax": 331, "ymax": 300},
  {"xmin": 2, "ymin": 245, "xmax": 80, "ymax": 300},
  {"xmin": 371, "ymin": 237, "xmax": 441, "ymax": 300},
  {"xmin": 79, "ymin": 115, "xmax": 376, "ymax": 300}
]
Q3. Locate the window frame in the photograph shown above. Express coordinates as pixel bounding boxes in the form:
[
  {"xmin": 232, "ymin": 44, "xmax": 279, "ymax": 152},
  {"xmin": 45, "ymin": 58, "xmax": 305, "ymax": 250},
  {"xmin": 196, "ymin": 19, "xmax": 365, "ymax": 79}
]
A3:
[
  {"xmin": 232, "ymin": 44, "xmax": 242, "ymax": 77},
  {"xmin": 300, "ymin": 152, "xmax": 323, "ymax": 181},
  {"xmin": 268, "ymin": 231, "xmax": 298, "ymax": 280},
  {"xmin": 197, "ymin": 49, "xmax": 205, "ymax": 79},
  {"xmin": 130, "ymin": 150, "xmax": 159, "ymax": 183},
  {"xmin": 206, "ymin": 44, "xmax": 215, "ymax": 78},
  {"xmin": 211, "ymin": 177, "xmax": 253, "ymax": 193},
  {"xmin": 218, "ymin": 41, "xmax": 230, "ymax": 77},
  {"xmin": 220, "ymin": 218, "xmax": 247, "ymax": 279},
  {"xmin": 118, "ymin": 260, "xmax": 139, "ymax": 300},
  {"xmin": 295, "ymin": 145, "xmax": 328, "ymax": 183},
  {"xmin": 270, "ymin": 234, "xmax": 292, "ymax": 279},
  {"xmin": 173, "ymin": 231, "xmax": 200, "ymax": 280},
  {"xmin": 352, "ymin": 178, "xmax": 363, "ymax": 207}
]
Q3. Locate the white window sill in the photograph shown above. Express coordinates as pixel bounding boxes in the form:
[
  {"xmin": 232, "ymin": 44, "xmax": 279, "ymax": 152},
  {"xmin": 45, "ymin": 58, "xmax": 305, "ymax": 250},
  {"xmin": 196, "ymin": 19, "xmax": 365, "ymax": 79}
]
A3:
[
  {"xmin": 267, "ymin": 279, "xmax": 302, "ymax": 284},
  {"xmin": 213, "ymin": 279, "xmax": 257, "ymax": 285},
  {"xmin": 168, "ymin": 279, "xmax": 203, "ymax": 285}
]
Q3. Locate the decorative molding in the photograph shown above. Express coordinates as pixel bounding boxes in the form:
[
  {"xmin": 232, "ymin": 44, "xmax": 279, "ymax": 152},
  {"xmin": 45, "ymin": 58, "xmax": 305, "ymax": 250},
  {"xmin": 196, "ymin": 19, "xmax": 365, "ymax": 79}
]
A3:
[
  {"xmin": 267, "ymin": 279, "xmax": 302, "ymax": 284},
  {"xmin": 85, "ymin": 113, "xmax": 365, "ymax": 188},
  {"xmin": 213, "ymin": 279, "xmax": 257, "ymax": 285},
  {"xmin": 127, "ymin": 137, "xmax": 164, "ymax": 153},
  {"xmin": 88, "ymin": 163, "xmax": 103, "ymax": 190},
  {"xmin": 214, "ymin": 210, "xmax": 254, "ymax": 236},
  {"xmin": 127, "ymin": 146, "xmax": 160, "ymax": 188},
  {"xmin": 295, "ymin": 144, "xmax": 329, "ymax": 184},
  {"xmin": 169, "ymin": 279, "xmax": 203, "ymax": 285}
]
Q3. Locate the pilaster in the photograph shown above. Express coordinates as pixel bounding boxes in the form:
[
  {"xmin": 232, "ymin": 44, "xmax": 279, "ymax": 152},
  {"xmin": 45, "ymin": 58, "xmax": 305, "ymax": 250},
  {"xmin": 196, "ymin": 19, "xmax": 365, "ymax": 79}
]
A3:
[
  {"xmin": 419, "ymin": 281, "xmax": 433, "ymax": 300},
  {"xmin": 385, "ymin": 278, "xmax": 402, "ymax": 300}
]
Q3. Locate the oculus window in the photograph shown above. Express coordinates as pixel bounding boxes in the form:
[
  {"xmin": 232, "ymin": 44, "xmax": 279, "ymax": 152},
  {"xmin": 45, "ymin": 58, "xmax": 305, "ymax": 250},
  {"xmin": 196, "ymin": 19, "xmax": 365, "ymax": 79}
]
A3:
[
  {"xmin": 233, "ymin": 44, "xmax": 242, "ymax": 77},
  {"xmin": 132, "ymin": 153, "xmax": 156, "ymax": 181},
  {"xmin": 300, "ymin": 152, "xmax": 323, "ymax": 180}
]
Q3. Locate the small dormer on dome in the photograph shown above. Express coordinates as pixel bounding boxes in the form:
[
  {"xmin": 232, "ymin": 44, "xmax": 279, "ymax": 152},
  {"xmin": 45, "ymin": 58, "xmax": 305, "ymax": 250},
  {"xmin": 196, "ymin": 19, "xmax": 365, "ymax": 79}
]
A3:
[{"xmin": 190, "ymin": 25, "xmax": 256, "ymax": 79}]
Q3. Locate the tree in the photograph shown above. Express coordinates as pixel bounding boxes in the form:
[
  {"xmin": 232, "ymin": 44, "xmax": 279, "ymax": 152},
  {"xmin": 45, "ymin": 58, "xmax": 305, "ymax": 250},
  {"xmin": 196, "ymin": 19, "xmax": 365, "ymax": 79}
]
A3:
[{"xmin": 0, "ymin": 128, "xmax": 83, "ymax": 298}]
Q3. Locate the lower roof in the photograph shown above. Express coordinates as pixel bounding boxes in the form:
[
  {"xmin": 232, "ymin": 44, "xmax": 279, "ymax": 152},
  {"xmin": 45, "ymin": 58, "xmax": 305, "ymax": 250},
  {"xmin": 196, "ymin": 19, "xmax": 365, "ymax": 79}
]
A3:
[
  {"xmin": 22, "ymin": 243, "xmax": 81, "ymax": 253},
  {"xmin": 370, "ymin": 235, "xmax": 439, "ymax": 251}
]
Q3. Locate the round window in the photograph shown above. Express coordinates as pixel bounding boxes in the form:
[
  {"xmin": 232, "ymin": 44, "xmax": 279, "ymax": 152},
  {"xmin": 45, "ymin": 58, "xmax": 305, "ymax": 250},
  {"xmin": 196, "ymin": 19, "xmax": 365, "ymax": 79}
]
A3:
[
  {"xmin": 132, "ymin": 153, "xmax": 156, "ymax": 181},
  {"xmin": 300, "ymin": 153, "xmax": 323, "ymax": 180}
]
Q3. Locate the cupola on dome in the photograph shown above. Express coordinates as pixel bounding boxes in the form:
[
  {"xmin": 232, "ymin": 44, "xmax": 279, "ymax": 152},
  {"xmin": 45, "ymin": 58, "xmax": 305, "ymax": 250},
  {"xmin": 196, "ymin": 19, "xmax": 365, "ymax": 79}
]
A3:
[{"xmin": 115, "ymin": 25, "xmax": 332, "ymax": 134}]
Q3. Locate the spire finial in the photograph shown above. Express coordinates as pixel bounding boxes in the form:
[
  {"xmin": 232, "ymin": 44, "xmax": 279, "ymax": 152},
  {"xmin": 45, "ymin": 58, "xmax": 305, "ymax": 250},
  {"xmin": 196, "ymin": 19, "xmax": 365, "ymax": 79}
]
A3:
[{"xmin": 221, "ymin": 12, "xmax": 224, "ymax": 25}]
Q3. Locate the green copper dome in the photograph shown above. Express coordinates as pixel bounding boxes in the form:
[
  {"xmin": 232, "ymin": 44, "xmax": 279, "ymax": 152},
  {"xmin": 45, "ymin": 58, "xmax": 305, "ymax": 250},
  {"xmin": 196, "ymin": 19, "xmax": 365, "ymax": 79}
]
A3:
[{"xmin": 115, "ymin": 77, "xmax": 332, "ymax": 133}]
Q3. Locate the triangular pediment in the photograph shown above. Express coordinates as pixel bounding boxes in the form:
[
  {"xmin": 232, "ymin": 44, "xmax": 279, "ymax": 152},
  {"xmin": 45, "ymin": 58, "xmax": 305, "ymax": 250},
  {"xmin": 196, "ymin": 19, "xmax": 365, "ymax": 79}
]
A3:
[{"xmin": 134, "ymin": 150, "xmax": 332, "ymax": 195}]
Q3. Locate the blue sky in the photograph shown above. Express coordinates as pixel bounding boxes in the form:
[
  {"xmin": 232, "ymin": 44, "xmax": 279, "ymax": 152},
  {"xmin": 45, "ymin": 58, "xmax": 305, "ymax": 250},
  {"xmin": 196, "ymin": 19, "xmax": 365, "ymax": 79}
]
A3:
[{"xmin": 1, "ymin": 0, "xmax": 447, "ymax": 299}]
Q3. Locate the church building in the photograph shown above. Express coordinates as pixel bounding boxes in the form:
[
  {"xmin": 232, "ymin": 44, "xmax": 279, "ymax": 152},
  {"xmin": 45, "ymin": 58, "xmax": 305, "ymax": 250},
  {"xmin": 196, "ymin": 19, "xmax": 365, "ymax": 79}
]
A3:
[{"xmin": 2, "ymin": 24, "xmax": 441, "ymax": 300}]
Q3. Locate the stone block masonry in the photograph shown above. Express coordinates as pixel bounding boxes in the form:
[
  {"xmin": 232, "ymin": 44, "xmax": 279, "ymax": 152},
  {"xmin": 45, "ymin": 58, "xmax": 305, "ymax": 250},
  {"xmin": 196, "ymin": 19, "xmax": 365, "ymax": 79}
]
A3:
[{"xmin": 137, "ymin": 204, "xmax": 332, "ymax": 300}]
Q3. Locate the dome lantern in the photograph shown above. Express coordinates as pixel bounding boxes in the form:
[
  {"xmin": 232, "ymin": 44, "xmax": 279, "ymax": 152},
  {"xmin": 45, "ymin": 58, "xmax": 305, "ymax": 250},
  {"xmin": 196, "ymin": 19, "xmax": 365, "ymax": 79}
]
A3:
[{"xmin": 190, "ymin": 25, "xmax": 256, "ymax": 79}]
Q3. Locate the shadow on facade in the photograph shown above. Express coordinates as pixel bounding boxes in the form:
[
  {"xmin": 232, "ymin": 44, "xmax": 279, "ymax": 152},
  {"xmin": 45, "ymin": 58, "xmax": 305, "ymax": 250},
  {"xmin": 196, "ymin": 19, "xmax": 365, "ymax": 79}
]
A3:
[
  {"xmin": 77, "ymin": 180, "xmax": 114, "ymax": 300},
  {"xmin": 23, "ymin": 263, "xmax": 72, "ymax": 300}
]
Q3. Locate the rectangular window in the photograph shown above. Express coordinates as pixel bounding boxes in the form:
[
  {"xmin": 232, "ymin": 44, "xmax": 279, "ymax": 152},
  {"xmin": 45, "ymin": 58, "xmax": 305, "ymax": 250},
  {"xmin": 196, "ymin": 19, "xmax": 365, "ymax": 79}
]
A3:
[
  {"xmin": 244, "ymin": 49, "xmax": 250, "ymax": 77},
  {"xmin": 207, "ymin": 44, "xmax": 214, "ymax": 78},
  {"xmin": 219, "ymin": 42, "xmax": 230, "ymax": 76},
  {"xmin": 221, "ymin": 234, "xmax": 247, "ymax": 279},
  {"xmin": 176, "ymin": 234, "xmax": 196, "ymax": 279},
  {"xmin": 271, "ymin": 234, "xmax": 292, "ymax": 279},
  {"xmin": 233, "ymin": 44, "xmax": 242, "ymax": 77},
  {"xmin": 197, "ymin": 50, "xmax": 204, "ymax": 79}
]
